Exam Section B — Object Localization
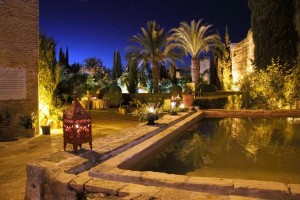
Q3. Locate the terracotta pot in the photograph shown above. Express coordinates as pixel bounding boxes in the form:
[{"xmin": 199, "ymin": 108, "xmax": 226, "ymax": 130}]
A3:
[
  {"xmin": 25, "ymin": 129, "xmax": 35, "ymax": 138},
  {"xmin": 182, "ymin": 94, "xmax": 194, "ymax": 107}
]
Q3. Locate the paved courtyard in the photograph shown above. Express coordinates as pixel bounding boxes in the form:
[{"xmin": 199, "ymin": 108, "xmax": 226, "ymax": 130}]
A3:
[{"xmin": 0, "ymin": 108, "xmax": 140, "ymax": 200}]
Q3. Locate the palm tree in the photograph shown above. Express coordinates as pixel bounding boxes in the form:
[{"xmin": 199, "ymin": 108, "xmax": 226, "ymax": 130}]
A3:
[
  {"xmin": 168, "ymin": 19, "xmax": 221, "ymax": 91},
  {"xmin": 126, "ymin": 21, "xmax": 182, "ymax": 93},
  {"xmin": 82, "ymin": 57, "xmax": 103, "ymax": 77}
]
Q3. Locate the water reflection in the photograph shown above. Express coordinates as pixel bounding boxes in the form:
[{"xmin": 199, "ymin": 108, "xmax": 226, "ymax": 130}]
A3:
[{"xmin": 141, "ymin": 118, "xmax": 300, "ymax": 183}]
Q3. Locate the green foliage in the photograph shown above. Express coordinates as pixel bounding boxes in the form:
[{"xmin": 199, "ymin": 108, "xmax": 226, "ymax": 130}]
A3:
[
  {"xmin": 240, "ymin": 59, "xmax": 299, "ymax": 109},
  {"xmin": 199, "ymin": 84, "xmax": 218, "ymax": 93},
  {"xmin": 39, "ymin": 33, "xmax": 62, "ymax": 108},
  {"xmin": 135, "ymin": 101, "xmax": 164, "ymax": 122},
  {"xmin": 126, "ymin": 21, "xmax": 183, "ymax": 93},
  {"xmin": 168, "ymin": 63, "xmax": 177, "ymax": 85},
  {"xmin": 126, "ymin": 59, "xmax": 138, "ymax": 94},
  {"xmin": 169, "ymin": 84, "xmax": 182, "ymax": 96},
  {"xmin": 19, "ymin": 113, "xmax": 37, "ymax": 129},
  {"xmin": 105, "ymin": 85, "xmax": 122, "ymax": 107},
  {"xmin": 169, "ymin": 19, "xmax": 221, "ymax": 88},
  {"xmin": 194, "ymin": 98, "xmax": 227, "ymax": 109},
  {"xmin": 249, "ymin": 0, "xmax": 298, "ymax": 70}
]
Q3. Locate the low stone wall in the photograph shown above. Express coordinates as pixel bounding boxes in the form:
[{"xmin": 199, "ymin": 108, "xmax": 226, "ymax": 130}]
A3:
[
  {"xmin": 25, "ymin": 110, "xmax": 300, "ymax": 199},
  {"xmin": 25, "ymin": 112, "xmax": 195, "ymax": 199}
]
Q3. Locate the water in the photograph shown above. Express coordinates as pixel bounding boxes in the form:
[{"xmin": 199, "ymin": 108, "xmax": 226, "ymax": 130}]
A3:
[{"xmin": 140, "ymin": 118, "xmax": 300, "ymax": 183}]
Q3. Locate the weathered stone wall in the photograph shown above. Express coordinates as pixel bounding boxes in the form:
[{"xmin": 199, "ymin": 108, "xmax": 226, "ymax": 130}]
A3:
[
  {"xmin": 230, "ymin": 30, "xmax": 255, "ymax": 90},
  {"xmin": 0, "ymin": 0, "xmax": 39, "ymax": 135}
]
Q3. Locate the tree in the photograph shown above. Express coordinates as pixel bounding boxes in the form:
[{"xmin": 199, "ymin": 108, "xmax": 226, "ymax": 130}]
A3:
[
  {"xmin": 218, "ymin": 26, "xmax": 232, "ymax": 90},
  {"xmin": 126, "ymin": 21, "xmax": 182, "ymax": 93},
  {"xmin": 58, "ymin": 47, "xmax": 70, "ymax": 70},
  {"xmin": 82, "ymin": 57, "xmax": 103, "ymax": 77},
  {"xmin": 112, "ymin": 50, "xmax": 123, "ymax": 80},
  {"xmin": 39, "ymin": 33, "xmax": 63, "ymax": 114},
  {"xmin": 168, "ymin": 19, "xmax": 221, "ymax": 91},
  {"xmin": 126, "ymin": 59, "xmax": 138, "ymax": 94},
  {"xmin": 168, "ymin": 63, "xmax": 177, "ymax": 85},
  {"xmin": 249, "ymin": 0, "xmax": 298, "ymax": 70}
]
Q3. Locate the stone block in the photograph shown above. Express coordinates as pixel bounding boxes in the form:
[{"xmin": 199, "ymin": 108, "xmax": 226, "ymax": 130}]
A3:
[
  {"xmin": 141, "ymin": 171, "xmax": 188, "ymax": 188},
  {"xmin": 155, "ymin": 187, "xmax": 192, "ymax": 200},
  {"xmin": 233, "ymin": 179, "xmax": 290, "ymax": 199},
  {"xmin": 44, "ymin": 170, "xmax": 77, "ymax": 199},
  {"xmin": 185, "ymin": 177, "xmax": 234, "ymax": 195},
  {"xmin": 85, "ymin": 178, "xmax": 126, "ymax": 196},
  {"xmin": 69, "ymin": 172, "xmax": 92, "ymax": 192},
  {"xmin": 117, "ymin": 183, "xmax": 161, "ymax": 197}
]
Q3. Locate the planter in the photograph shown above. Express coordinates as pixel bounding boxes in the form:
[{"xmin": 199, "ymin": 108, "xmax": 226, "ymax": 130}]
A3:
[
  {"xmin": 182, "ymin": 94, "xmax": 194, "ymax": 107},
  {"xmin": 0, "ymin": 126, "xmax": 15, "ymax": 141},
  {"xmin": 41, "ymin": 126, "xmax": 50, "ymax": 135},
  {"xmin": 25, "ymin": 129, "xmax": 35, "ymax": 138},
  {"xmin": 120, "ymin": 108, "xmax": 127, "ymax": 114}
]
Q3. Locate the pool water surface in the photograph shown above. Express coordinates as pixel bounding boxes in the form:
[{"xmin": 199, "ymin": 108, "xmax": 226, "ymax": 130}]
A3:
[{"xmin": 140, "ymin": 117, "xmax": 300, "ymax": 184}]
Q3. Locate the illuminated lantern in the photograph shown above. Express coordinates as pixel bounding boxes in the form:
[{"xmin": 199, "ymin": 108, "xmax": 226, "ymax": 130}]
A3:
[{"xmin": 63, "ymin": 98, "xmax": 92, "ymax": 153}]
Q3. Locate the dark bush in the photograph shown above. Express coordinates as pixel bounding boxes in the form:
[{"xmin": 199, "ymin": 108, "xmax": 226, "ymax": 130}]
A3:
[
  {"xmin": 169, "ymin": 85, "xmax": 182, "ymax": 96},
  {"xmin": 193, "ymin": 98, "xmax": 227, "ymax": 109},
  {"xmin": 199, "ymin": 84, "xmax": 218, "ymax": 93},
  {"xmin": 109, "ymin": 85, "xmax": 122, "ymax": 94}
]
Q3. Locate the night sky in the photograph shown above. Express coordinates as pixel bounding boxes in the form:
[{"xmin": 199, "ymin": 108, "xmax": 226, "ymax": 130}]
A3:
[{"xmin": 39, "ymin": 0, "xmax": 251, "ymax": 68}]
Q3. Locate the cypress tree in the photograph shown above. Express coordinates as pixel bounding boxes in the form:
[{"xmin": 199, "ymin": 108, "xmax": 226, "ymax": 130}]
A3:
[
  {"xmin": 249, "ymin": 0, "xmax": 298, "ymax": 70},
  {"xmin": 127, "ymin": 59, "xmax": 138, "ymax": 94},
  {"xmin": 66, "ymin": 47, "xmax": 69, "ymax": 67},
  {"xmin": 59, "ymin": 47, "xmax": 65, "ymax": 65},
  {"xmin": 169, "ymin": 63, "xmax": 177, "ymax": 85},
  {"xmin": 222, "ymin": 26, "xmax": 233, "ymax": 90},
  {"xmin": 112, "ymin": 50, "xmax": 123, "ymax": 80}
]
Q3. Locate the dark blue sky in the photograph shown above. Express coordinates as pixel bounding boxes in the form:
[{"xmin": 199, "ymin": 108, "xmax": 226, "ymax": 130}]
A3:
[{"xmin": 40, "ymin": 0, "xmax": 251, "ymax": 68}]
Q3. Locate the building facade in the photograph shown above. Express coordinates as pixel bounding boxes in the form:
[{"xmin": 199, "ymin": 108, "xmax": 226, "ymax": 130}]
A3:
[{"xmin": 0, "ymin": 0, "xmax": 39, "ymax": 136}]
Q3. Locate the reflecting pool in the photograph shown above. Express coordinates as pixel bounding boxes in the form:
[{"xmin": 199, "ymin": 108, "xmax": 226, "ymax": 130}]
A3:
[{"xmin": 140, "ymin": 118, "xmax": 300, "ymax": 183}]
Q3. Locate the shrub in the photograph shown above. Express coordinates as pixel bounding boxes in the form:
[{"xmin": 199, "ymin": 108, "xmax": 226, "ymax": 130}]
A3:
[
  {"xmin": 199, "ymin": 84, "xmax": 218, "ymax": 93},
  {"xmin": 169, "ymin": 85, "xmax": 182, "ymax": 96},
  {"xmin": 240, "ymin": 58, "xmax": 299, "ymax": 109}
]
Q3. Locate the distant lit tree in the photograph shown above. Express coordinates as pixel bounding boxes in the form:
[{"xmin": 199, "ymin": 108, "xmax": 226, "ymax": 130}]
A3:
[
  {"xmin": 39, "ymin": 33, "xmax": 63, "ymax": 113},
  {"xmin": 126, "ymin": 21, "xmax": 182, "ymax": 93},
  {"xmin": 249, "ymin": 0, "xmax": 298, "ymax": 70},
  {"xmin": 218, "ymin": 27, "xmax": 232, "ymax": 90},
  {"xmin": 168, "ymin": 19, "xmax": 221, "ymax": 91}
]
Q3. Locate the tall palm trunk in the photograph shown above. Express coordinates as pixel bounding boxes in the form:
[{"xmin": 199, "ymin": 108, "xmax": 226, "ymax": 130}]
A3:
[
  {"xmin": 191, "ymin": 58, "xmax": 200, "ymax": 91},
  {"xmin": 152, "ymin": 61, "xmax": 160, "ymax": 93}
]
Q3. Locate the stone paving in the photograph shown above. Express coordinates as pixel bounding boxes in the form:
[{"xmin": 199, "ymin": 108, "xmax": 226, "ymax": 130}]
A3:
[
  {"xmin": 0, "ymin": 108, "xmax": 140, "ymax": 200},
  {"xmin": 25, "ymin": 109, "xmax": 300, "ymax": 200}
]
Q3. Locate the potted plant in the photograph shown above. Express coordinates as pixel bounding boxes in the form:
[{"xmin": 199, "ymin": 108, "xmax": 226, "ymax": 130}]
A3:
[
  {"xmin": 0, "ymin": 110, "xmax": 11, "ymax": 126},
  {"xmin": 136, "ymin": 101, "xmax": 164, "ymax": 125},
  {"xmin": 18, "ymin": 112, "xmax": 37, "ymax": 138},
  {"xmin": 182, "ymin": 83, "xmax": 195, "ymax": 107},
  {"xmin": 0, "ymin": 110, "xmax": 13, "ymax": 141},
  {"xmin": 40, "ymin": 115, "xmax": 52, "ymax": 135},
  {"xmin": 119, "ymin": 105, "xmax": 128, "ymax": 114}
]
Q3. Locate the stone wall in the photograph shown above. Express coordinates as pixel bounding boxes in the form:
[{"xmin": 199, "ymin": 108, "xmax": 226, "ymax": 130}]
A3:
[
  {"xmin": 230, "ymin": 30, "xmax": 255, "ymax": 90},
  {"xmin": 0, "ymin": 0, "xmax": 39, "ymax": 136}
]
